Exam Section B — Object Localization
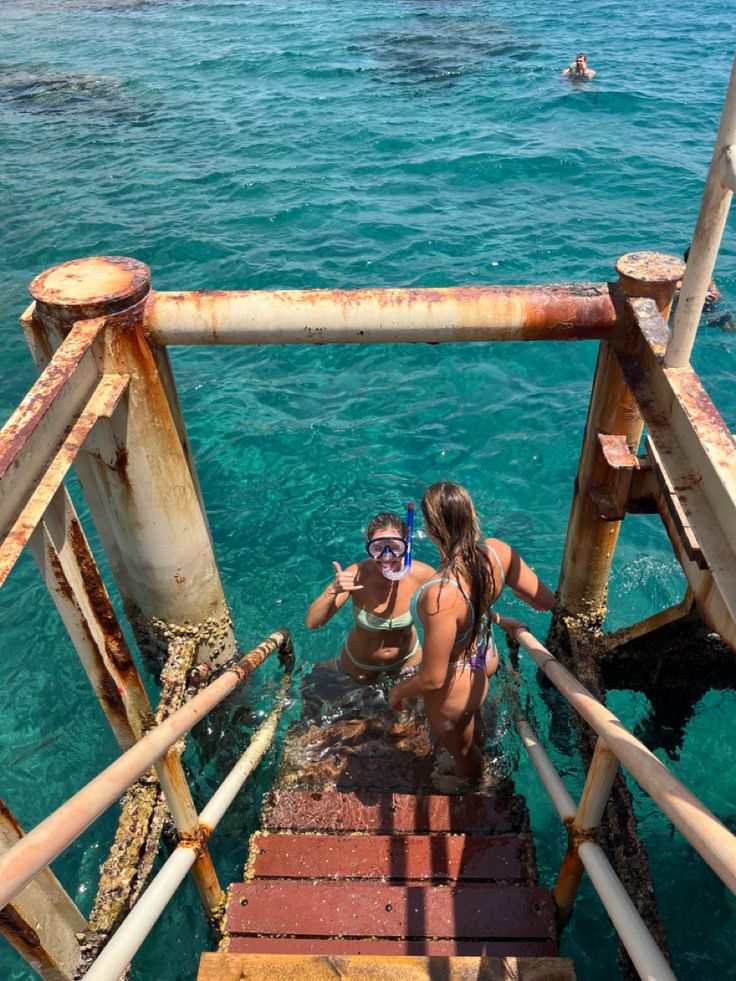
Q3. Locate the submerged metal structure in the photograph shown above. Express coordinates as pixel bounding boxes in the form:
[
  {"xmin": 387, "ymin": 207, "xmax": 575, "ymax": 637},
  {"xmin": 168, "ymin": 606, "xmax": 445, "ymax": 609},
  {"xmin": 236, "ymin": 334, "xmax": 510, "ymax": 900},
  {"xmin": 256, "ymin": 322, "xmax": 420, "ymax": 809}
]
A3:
[{"xmin": 1, "ymin": 49, "xmax": 735, "ymax": 981}]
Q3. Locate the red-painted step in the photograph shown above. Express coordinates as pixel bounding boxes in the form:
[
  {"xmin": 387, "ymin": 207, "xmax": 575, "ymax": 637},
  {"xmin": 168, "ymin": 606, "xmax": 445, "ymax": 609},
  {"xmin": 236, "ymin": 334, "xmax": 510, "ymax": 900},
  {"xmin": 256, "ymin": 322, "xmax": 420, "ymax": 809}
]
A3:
[
  {"xmin": 227, "ymin": 880, "xmax": 554, "ymax": 939},
  {"xmin": 249, "ymin": 832, "xmax": 534, "ymax": 881},
  {"xmin": 263, "ymin": 791, "xmax": 527, "ymax": 834}
]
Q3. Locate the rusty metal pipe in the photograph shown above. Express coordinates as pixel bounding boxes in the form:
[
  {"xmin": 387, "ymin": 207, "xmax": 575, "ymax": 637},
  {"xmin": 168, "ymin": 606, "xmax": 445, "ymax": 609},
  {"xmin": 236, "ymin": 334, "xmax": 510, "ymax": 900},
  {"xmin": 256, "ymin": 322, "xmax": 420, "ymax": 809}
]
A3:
[
  {"xmin": 557, "ymin": 253, "xmax": 683, "ymax": 617},
  {"xmin": 0, "ymin": 800, "xmax": 87, "ymax": 981},
  {"xmin": 26, "ymin": 258, "xmax": 238, "ymax": 668},
  {"xmin": 514, "ymin": 715, "xmax": 675, "ymax": 978},
  {"xmin": 667, "ymin": 54, "xmax": 736, "ymax": 368},
  {"xmin": 144, "ymin": 283, "xmax": 616, "ymax": 346},
  {"xmin": 554, "ymin": 738, "xmax": 620, "ymax": 925},
  {"xmin": 514, "ymin": 626, "xmax": 736, "ymax": 893},
  {"xmin": 0, "ymin": 630, "xmax": 289, "ymax": 911},
  {"xmin": 0, "ymin": 319, "xmax": 103, "ymax": 548},
  {"xmin": 576, "ymin": 738, "xmax": 620, "ymax": 830},
  {"xmin": 83, "ymin": 678, "xmax": 290, "ymax": 981}
]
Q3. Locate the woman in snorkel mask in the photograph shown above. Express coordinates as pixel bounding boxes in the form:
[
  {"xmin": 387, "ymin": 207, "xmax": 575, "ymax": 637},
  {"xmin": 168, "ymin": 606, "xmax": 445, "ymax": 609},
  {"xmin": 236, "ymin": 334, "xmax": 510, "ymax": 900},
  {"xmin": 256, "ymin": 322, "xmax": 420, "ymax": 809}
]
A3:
[{"xmin": 306, "ymin": 510, "xmax": 434, "ymax": 683}]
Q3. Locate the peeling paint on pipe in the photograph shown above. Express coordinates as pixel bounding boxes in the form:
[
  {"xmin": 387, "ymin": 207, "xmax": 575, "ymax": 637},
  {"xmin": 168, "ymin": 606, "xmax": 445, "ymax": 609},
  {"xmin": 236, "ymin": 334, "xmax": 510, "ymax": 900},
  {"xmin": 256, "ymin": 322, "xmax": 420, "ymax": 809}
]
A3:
[{"xmin": 145, "ymin": 283, "xmax": 616, "ymax": 346}]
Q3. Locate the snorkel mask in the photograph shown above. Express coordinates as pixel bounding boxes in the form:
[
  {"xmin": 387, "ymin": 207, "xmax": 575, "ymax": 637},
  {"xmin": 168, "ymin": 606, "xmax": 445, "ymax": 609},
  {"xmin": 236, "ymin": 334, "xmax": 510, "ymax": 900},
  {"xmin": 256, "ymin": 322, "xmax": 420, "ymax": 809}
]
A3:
[{"xmin": 378, "ymin": 502, "xmax": 414, "ymax": 581}]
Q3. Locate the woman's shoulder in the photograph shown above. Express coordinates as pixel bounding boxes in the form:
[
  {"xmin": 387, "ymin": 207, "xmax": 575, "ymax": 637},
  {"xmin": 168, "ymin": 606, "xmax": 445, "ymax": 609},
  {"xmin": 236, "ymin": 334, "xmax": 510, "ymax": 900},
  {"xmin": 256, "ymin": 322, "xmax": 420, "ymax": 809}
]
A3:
[
  {"xmin": 410, "ymin": 560, "xmax": 436, "ymax": 582},
  {"xmin": 479, "ymin": 538, "xmax": 514, "ymax": 573},
  {"xmin": 415, "ymin": 575, "xmax": 468, "ymax": 612},
  {"xmin": 480, "ymin": 537, "xmax": 510, "ymax": 556}
]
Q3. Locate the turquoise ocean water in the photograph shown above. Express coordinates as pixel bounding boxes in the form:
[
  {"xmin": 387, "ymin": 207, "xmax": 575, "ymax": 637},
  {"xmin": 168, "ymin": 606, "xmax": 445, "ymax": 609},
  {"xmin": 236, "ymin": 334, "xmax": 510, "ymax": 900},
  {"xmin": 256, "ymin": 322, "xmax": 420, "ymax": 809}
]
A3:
[{"xmin": 2, "ymin": 1, "xmax": 736, "ymax": 977}]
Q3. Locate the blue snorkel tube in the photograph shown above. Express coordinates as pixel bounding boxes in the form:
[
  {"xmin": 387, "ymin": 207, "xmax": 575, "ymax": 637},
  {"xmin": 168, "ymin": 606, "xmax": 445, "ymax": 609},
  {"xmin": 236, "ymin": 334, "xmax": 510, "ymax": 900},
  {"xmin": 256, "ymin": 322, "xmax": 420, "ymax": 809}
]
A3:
[{"xmin": 381, "ymin": 502, "xmax": 414, "ymax": 581}]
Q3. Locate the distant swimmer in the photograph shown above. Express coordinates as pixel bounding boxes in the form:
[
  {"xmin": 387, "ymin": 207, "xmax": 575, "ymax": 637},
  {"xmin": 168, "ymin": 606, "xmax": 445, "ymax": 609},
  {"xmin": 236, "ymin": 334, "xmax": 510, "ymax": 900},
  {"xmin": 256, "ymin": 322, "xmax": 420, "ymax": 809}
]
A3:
[{"xmin": 562, "ymin": 52, "xmax": 596, "ymax": 80}]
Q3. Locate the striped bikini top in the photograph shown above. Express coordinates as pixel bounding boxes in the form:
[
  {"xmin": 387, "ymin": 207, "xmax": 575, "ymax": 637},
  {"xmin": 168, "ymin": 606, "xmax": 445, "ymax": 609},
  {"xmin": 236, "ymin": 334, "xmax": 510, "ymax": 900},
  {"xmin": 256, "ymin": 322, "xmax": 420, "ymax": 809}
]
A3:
[{"xmin": 409, "ymin": 543, "xmax": 505, "ymax": 645}]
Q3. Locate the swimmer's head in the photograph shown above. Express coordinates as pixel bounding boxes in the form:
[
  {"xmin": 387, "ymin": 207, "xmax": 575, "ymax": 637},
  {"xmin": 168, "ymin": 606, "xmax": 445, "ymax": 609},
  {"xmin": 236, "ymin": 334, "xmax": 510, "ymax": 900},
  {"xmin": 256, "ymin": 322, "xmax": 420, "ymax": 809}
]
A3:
[
  {"xmin": 366, "ymin": 511, "xmax": 409, "ymax": 541},
  {"xmin": 576, "ymin": 52, "xmax": 587, "ymax": 64},
  {"xmin": 365, "ymin": 511, "xmax": 408, "ymax": 573}
]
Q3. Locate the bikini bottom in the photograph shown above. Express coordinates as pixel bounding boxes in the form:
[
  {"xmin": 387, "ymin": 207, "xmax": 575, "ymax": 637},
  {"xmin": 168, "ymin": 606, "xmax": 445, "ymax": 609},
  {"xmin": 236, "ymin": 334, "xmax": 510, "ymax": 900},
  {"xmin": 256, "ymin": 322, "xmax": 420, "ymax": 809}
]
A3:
[
  {"xmin": 448, "ymin": 642, "xmax": 497, "ymax": 674},
  {"xmin": 342, "ymin": 637, "xmax": 420, "ymax": 679}
]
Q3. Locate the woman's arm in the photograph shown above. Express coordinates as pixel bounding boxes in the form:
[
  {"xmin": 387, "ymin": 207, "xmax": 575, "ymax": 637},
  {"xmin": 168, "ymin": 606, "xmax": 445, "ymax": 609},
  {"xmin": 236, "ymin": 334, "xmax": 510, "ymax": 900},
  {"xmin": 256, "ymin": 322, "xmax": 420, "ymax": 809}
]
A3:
[
  {"xmin": 487, "ymin": 539, "xmax": 556, "ymax": 611},
  {"xmin": 388, "ymin": 583, "xmax": 459, "ymax": 706},
  {"xmin": 305, "ymin": 561, "xmax": 361, "ymax": 629}
]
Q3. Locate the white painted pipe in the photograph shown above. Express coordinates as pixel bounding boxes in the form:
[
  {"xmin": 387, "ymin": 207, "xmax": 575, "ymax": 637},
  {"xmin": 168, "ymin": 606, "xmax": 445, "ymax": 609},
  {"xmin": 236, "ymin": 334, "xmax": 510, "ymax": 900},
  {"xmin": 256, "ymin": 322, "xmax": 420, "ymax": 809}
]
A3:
[
  {"xmin": 83, "ymin": 688, "xmax": 287, "ymax": 981},
  {"xmin": 666, "ymin": 54, "xmax": 736, "ymax": 367},
  {"xmin": 515, "ymin": 715, "xmax": 577, "ymax": 820},
  {"xmin": 579, "ymin": 842, "xmax": 677, "ymax": 981},
  {"xmin": 144, "ymin": 284, "xmax": 616, "ymax": 346},
  {"xmin": 0, "ymin": 631, "xmax": 287, "ymax": 910},
  {"xmin": 724, "ymin": 145, "xmax": 736, "ymax": 193},
  {"xmin": 516, "ymin": 713, "xmax": 676, "ymax": 978},
  {"xmin": 200, "ymin": 689, "xmax": 286, "ymax": 830},
  {"xmin": 514, "ymin": 627, "xmax": 736, "ymax": 894},
  {"xmin": 84, "ymin": 847, "xmax": 196, "ymax": 981}
]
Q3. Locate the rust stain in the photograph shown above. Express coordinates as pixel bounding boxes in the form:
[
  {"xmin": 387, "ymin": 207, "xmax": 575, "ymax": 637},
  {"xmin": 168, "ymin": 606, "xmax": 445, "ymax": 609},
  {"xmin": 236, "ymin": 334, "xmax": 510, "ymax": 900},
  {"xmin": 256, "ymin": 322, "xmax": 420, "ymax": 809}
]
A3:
[
  {"xmin": 47, "ymin": 544, "xmax": 75, "ymax": 605},
  {"xmin": 96, "ymin": 661, "xmax": 129, "ymax": 717},
  {"xmin": 29, "ymin": 256, "xmax": 150, "ymax": 316},
  {"xmin": 147, "ymin": 283, "xmax": 617, "ymax": 343},
  {"xmin": 615, "ymin": 251, "xmax": 685, "ymax": 284},
  {"xmin": 178, "ymin": 823, "xmax": 213, "ymax": 856},
  {"xmin": 0, "ymin": 319, "xmax": 102, "ymax": 481},
  {"xmin": 0, "ymin": 798, "xmax": 25, "ymax": 839},
  {"xmin": 598, "ymin": 433, "xmax": 638, "ymax": 470},
  {"xmin": 227, "ymin": 629, "xmax": 291, "ymax": 684},
  {"xmin": 677, "ymin": 368, "xmax": 736, "ymax": 444},
  {"xmin": 0, "ymin": 906, "xmax": 48, "ymax": 959},
  {"xmin": 67, "ymin": 518, "xmax": 138, "ymax": 678}
]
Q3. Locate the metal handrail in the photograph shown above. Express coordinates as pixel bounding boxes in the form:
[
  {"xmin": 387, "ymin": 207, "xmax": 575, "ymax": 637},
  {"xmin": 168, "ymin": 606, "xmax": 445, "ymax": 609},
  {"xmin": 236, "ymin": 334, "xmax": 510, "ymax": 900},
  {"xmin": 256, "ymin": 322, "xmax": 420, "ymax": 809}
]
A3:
[
  {"xmin": 510, "ymin": 625, "xmax": 736, "ymax": 893},
  {"xmin": 666, "ymin": 54, "xmax": 736, "ymax": 368},
  {"xmin": 84, "ymin": 672, "xmax": 292, "ymax": 981},
  {"xmin": 0, "ymin": 629, "xmax": 292, "ymax": 912},
  {"xmin": 516, "ymin": 715, "xmax": 676, "ymax": 981}
]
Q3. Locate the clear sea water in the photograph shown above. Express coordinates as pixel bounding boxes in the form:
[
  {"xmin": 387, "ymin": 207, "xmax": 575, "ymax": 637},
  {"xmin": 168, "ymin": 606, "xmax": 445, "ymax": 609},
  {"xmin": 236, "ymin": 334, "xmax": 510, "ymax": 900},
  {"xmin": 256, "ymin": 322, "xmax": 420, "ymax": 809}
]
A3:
[{"xmin": 2, "ymin": 1, "xmax": 736, "ymax": 978}]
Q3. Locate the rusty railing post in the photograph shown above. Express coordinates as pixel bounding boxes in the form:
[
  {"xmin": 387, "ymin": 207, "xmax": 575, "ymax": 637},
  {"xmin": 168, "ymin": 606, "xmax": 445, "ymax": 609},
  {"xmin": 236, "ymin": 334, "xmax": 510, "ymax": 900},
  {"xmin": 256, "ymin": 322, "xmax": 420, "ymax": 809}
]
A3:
[
  {"xmin": 555, "ymin": 252, "xmax": 684, "ymax": 622},
  {"xmin": 0, "ymin": 800, "xmax": 87, "ymax": 981},
  {"xmin": 25, "ymin": 257, "xmax": 236, "ymax": 669},
  {"xmin": 553, "ymin": 737, "xmax": 620, "ymax": 926}
]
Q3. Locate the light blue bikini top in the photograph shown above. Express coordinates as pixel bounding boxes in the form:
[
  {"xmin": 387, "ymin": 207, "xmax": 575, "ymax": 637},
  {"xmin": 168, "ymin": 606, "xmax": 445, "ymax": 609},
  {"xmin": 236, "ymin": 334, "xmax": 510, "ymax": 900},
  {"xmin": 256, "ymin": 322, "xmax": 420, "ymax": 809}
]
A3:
[
  {"xmin": 410, "ymin": 543, "xmax": 505, "ymax": 645},
  {"xmin": 353, "ymin": 606, "xmax": 414, "ymax": 632}
]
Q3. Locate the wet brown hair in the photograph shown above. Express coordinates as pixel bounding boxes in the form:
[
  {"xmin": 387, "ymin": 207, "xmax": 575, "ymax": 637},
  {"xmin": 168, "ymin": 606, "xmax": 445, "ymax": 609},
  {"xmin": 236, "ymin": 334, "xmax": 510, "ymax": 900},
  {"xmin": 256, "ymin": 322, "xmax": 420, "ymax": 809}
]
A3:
[
  {"xmin": 421, "ymin": 482, "xmax": 495, "ymax": 651},
  {"xmin": 366, "ymin": 511, "xmax": 409, "ymax": 540}
]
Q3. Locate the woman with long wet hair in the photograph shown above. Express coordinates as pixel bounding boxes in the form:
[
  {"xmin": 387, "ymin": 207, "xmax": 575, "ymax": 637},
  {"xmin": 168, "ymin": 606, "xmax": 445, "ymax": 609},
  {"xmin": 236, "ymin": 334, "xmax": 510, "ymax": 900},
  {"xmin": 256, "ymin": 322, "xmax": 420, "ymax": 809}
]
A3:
[{"xmin": 388, "ymin": 482, "xmax": 555, "ymax": 780}]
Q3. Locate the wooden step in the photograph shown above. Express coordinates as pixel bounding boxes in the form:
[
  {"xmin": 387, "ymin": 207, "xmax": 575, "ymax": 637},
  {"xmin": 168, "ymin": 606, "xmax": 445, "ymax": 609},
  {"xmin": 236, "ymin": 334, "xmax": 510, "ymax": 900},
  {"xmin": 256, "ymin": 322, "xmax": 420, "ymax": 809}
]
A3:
[
  {"xmin": 226, "ymin": 879, "xmax": 555, "ymax": 940},
  {"xmin": 263, "ymin": 790, "xmax": 528, "ymax": 834},
  {"xmin": 198, "ymin": 952, "xmax": 577, "ymax": 980},
  {"xmin": 225, "ymin": 937, "xmax": 560, "ymax": 957},
  {"xmin": 248, "ymin": 831, "xmax": 534, "ymax": 881}
]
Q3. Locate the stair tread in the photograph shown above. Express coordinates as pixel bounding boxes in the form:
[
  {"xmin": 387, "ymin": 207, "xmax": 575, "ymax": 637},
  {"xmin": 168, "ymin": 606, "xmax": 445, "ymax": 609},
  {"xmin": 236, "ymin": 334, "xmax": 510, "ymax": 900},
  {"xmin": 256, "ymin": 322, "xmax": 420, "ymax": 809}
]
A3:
[
  {"xmin": 248, "ymin": 831, "xmax": 534, "ymax": 881},
  {"xmin": 227, "ymin": 879, "xmax": 555, "ymax": 940},
  {"xmin": 263, "ymin": 790, "xmax": 528, "ymax": 834}
]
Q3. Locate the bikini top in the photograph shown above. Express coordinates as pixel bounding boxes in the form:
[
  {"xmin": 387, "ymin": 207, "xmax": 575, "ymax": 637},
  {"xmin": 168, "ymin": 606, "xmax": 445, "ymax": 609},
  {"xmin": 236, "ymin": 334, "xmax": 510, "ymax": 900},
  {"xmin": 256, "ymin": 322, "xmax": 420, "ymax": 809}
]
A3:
[
  {"xmin": 353, "ymin": 606, "xmax": 414, "ymax": 632},
  {"xmin": 410, "ymin": 543, "xmax": 505, "ymax": 645}
]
